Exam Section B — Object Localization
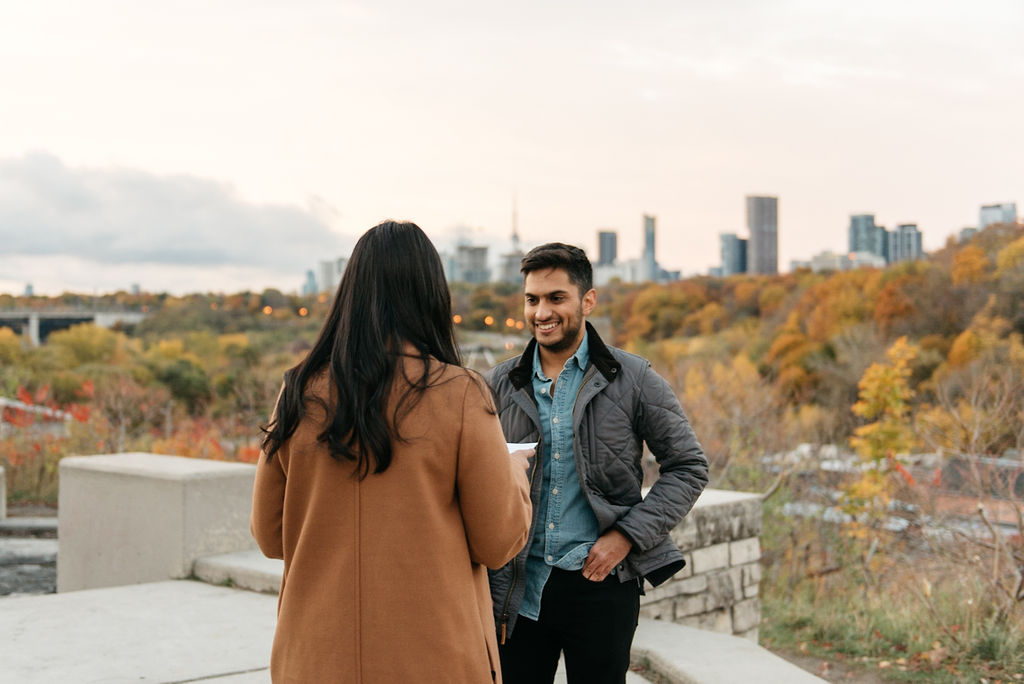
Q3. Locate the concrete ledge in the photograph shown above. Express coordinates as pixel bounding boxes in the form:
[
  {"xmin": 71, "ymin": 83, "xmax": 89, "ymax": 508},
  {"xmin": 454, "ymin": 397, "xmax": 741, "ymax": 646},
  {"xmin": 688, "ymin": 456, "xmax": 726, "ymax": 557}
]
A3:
[
  {"xmin": 0, "ymin": 538, "xmax": 58, "ymax": 566},
  {"xmin": 194, "ymin": 550, "xmax": 283, "ymax": 593},
  {"xmin": 189, "ymin": 554, "xmax": 821, "ymax": 683},
  {"xmin": 631, "ymin": 618, "xmax": 826, "ymax": 683},
  {"xmin": 58, "ymin": 453, "xmax": 257, "ymax": 592},
  {"xmin": 0, "ymin": 517, "xmax": 58, "ymax": 538}
]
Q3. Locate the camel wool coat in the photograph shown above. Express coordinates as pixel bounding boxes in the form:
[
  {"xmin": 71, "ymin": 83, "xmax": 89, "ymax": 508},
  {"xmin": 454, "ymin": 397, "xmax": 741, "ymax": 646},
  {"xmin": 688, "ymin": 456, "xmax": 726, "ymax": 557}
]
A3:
[{"xmin": 251, "ymin": 360, "xmax": 532, "ymax": 683}]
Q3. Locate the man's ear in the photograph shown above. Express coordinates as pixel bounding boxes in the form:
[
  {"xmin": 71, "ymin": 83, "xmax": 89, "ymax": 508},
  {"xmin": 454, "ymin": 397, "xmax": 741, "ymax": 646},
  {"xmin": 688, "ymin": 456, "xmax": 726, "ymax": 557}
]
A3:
[{"xmin": 581, "ymin": 288, "xmax": 597, "ymax": 317}]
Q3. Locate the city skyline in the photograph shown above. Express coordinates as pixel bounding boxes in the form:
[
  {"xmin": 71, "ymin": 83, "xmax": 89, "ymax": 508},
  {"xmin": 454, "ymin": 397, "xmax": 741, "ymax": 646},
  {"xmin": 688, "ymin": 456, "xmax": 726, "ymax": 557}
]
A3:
[{"xmin": 1, "ymin": 1, "xmax": 1022, "ymax": 294}]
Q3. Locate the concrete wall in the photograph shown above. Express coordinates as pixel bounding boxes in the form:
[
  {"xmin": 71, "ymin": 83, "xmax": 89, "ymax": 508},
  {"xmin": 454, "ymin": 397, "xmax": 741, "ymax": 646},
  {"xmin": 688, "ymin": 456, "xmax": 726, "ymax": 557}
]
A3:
[
  {"xmin": 640, "ymin": 489, "xmax": 763, "ymax": 642},
  {"xmin": 52, "ymin": 452, "xmax": 766, "ymax": 643},
  {"xmin": 58, "ymin": 453, "xmax": 257, "ymax": 592}
]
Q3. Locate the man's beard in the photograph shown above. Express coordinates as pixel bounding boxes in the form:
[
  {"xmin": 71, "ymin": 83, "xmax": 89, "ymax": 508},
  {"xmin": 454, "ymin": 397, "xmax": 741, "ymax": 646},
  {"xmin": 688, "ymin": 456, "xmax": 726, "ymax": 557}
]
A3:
[{"xmin": 534, "ymin": 306, "xmax": 584, "ymax": 354}]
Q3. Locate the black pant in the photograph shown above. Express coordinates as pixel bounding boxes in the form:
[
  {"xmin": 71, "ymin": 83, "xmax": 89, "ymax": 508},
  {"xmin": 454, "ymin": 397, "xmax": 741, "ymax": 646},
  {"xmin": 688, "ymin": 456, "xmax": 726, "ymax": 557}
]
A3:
[{"xmin": 499, "ymin": 568, "xmax": 641, "ymax": 684}]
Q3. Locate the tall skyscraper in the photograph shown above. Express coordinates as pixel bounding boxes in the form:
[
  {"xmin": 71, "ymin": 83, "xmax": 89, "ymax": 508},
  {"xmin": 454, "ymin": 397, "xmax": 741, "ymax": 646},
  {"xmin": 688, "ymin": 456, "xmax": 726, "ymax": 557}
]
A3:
[
  {"xmin": 746, "ymin": 196, "xmax": 778, "ymax": 275},
  {"xmin": 454, "ymin": 244, "xmax": 491, "ymax": 284},
  {"xmin": 979, "ymin": 203, "xmax": 1017, "ymax": 229},
  {"xmin": 597, "ymin": 230, "xmax": 617, "ymax": 266},
  {"xmin": 642, "ymin": 214, "xmax": 657, "ymax": 281},
  {"xmin": 720, "ymin": 233, "xmax": 747, "ymax": 276},
  {"xmin": 887, "ymin": 224, "xmax": 923, "ymax": 263},
  {"xmin": 302, "ymin": 270, "xmax": 317, "ymax": 296},
  {"xmin": 958, "ymin": 227, "xmax": 979, "ymax": 243},
  {"xmin": 848, "ymin": 214, "xmax": 890, "ymax": 262},
  {"xmin": 317, "ymin": 258, "xmax": 348, "ymax": 293},
  {"xmin": 498, "ymin": 198, "xmax": 526, "ymax": 283}
]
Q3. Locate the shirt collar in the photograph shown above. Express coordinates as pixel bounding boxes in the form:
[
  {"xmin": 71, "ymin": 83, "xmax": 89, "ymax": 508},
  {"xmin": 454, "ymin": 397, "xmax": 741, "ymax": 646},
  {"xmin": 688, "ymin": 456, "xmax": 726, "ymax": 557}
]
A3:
[{"xmin": 532, "ymin": 332, "xmax": 590, "ymax": 380}]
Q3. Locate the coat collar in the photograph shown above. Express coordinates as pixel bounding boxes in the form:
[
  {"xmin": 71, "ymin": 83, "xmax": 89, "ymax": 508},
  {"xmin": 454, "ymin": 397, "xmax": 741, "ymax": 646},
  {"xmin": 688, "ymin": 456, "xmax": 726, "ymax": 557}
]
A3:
[{"xmin": 508, "ymin": 321, "xmax": 621, "ymax": 390}]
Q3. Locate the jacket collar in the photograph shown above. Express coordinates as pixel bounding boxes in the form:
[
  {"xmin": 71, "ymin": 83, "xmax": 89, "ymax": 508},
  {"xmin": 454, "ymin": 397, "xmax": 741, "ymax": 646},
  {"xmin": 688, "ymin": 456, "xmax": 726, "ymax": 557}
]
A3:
[{"xmin": 509, "ymin": 321, "xmax": 621, "ymax": 390}]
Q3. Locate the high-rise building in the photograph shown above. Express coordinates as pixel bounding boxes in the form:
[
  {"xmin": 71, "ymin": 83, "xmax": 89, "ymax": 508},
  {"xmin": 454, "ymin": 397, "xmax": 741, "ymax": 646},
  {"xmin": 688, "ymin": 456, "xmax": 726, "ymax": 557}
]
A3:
[
  {"xmin": 453, "ymin": 244, "xmax": 491, "ymax": 284},
  {"xmin": 848, "ymin": 214, "xmax": 890, "ymax": 262},
  {"xmin": 746, "ymin": 196, "xmax": 778, "ymax": 275},
  {"xmin": 887, "ymin": 224, "xmax": 923, "ymax": 263},
  {"xmin": 958, "ymin": 227, "xmax": 979, "ymax": 243},
  {"xmin": 598, "ymin": 230, "xmax": 617, "ymax": 266},
  {"xmin": 317, "ymin": 257, "xmax": 349, "ymax": 293},
  {"xmin": 720, "ymin": 233, "xmax": 748, "ymax": 276},
  {"xmin": 642, "ymin": 214, "xmax": 657, "ymax": 281},
  {"xmin": 498, "ymin": 205, "xmax": 525, "ymax": 283},
  {"xmin": 979, "ymin": 203, "xmax": 1017, "ymax": 229},
  {"xmin": 302, "ymin": 270, "xmax": 318, "ymax": 296},
  {"xmin": 318, "ymin": 260, "xmax": 337, "ymax": 293}
]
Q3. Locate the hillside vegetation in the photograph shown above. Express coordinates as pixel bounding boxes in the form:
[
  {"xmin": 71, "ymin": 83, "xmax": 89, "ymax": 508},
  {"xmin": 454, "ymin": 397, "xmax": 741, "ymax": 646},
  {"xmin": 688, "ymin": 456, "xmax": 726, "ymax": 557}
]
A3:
[{"xmin": 2, "ymin": 222, "xmax": 1023, "ymax": 680}]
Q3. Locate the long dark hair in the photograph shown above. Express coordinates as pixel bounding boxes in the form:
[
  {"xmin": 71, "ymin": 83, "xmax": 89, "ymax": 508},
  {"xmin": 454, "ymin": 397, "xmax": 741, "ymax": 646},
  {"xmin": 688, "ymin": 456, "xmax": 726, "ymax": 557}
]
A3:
[{"xmin": 261, "ymin": 220, "xmax": 461, "ymax": 478}]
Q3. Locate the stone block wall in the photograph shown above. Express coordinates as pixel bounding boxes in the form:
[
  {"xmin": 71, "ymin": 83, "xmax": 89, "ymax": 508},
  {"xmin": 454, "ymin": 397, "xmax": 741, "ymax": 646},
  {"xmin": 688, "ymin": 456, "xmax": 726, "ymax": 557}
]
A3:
[{"xmin": 639, "ymin": 489, "xmax": 763, "ymax": 642}]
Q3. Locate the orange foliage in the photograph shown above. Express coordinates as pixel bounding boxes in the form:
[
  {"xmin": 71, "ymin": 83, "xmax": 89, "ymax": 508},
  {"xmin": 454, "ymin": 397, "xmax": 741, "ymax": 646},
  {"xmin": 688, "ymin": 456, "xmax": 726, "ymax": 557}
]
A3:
[{"xmin": 873, "ymin": 279, "xmax": 915, "ymax": 336}]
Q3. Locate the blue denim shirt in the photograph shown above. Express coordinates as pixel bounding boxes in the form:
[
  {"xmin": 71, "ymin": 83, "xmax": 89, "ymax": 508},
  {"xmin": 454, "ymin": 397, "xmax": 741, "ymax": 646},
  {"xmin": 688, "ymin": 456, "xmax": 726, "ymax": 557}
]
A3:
[{"xmin": 519, "ymin": 335, "xmax": 601, "ymax": 620}]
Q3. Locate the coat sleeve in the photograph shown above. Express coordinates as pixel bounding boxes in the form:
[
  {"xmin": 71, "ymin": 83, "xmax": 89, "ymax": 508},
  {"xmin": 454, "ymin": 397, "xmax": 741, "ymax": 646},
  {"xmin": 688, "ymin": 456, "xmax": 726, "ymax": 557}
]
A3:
[
  {"xmin": 251, "ymin": 386, "xmax": 287, "ymax": 560},
  {"xmin": 613, "ymin": 365, "xmax": 709, "ymax": 553},
  {"xmin": 456, "ymin": 375, "xmax": 532, "ymax": 569}
]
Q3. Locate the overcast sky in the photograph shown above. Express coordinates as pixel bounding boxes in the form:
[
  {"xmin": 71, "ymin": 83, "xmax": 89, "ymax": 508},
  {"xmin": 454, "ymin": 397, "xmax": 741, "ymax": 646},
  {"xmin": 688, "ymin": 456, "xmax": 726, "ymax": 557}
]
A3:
[{"xmin": 1, "ymin": 0, "xmax": 1022, "ymax": 294}]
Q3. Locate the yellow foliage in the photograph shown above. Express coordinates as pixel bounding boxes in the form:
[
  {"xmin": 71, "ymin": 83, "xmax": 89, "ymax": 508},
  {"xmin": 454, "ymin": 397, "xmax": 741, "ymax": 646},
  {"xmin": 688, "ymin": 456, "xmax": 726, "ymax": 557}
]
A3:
[
  {"xmin": 155, "ymin": 339, "xmax": 186, "ymax": 359},
  {"xmin": 728, "ymin": 353, "xmax": 761, "ymax": 386},
  {"xmin": 785, "ymin": 404, "xmax": 832, "ymax": 441},
  {"xmin": 218, "ymin": 333, "xmax": 250, "ymax": 351},
  {"xmin": 0, "ymin": 327, "xmax": 22, "ymax": 364},
  {"xmin": 683, "ymin": 365, "xmax": 708, "ymax": 405},
  {"xmin": 849, "ymin": 336, "xmax": 919, "ymax": 469},
  {"xmin": 47, "ymin": 323, "xmax": 126, "ymax": 367},
  {"xmin": 944, "ymin": 297, "xmax": 1012, "ymax": 369},
  {"xmin": 951, "ymin": 245, "xmax": 990, "ymax": 285},
  {"xmin": 146, "ymin": 338, "xmax": 204, "ymax": 368},
  {"xmin": 947, "ymin": 329, "xmax": 981, "ymax": 367},
  {"xmin": 995, "ymin": 235, "xmax": 1024, "ymax": 275},
  {"xmin": 757, "ymin": 284, "xmax": 787, "ymax": 316},
  {"xmin": 841, "ymin": 470, "xmax": 891, "ymax": 516},
  {"xmin": 800, "ymin": 271, "xmax": 874, "ymax": 342},
  {"xmin": 683, "ymin": 354, "xmax": 761, "ymax": 408},
  {"xmin": 692, "ymin": 302, "xmax": 727, "ymax": 335},
  {"xmin": 732, "ymin": 280, "xmax": 760, "ymax": 312}
]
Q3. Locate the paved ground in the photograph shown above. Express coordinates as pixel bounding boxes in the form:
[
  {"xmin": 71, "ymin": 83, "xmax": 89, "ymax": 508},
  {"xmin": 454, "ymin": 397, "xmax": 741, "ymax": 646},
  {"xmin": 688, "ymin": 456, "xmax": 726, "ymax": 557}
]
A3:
[
  {"xmin": 1, "ymin": 580, "xmax": 277, "ymax": 683},
  {"xmin": 0, "ymin": 578, "xmax": 648, "ymax": 683}
]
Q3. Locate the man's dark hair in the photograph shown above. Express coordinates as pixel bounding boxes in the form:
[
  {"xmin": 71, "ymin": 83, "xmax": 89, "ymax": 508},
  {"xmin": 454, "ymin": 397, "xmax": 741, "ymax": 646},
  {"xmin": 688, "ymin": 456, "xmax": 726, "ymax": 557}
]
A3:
[{"xmin": 520, "ymin": 243, "xmax": 593, "ymax": 295}]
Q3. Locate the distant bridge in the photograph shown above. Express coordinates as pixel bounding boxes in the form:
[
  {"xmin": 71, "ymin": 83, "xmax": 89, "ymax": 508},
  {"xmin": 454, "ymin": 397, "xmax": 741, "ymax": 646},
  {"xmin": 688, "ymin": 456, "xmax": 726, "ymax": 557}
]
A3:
[{"xmin": 0, "ymin": 310, "xmax": 148, "ymax": 346}]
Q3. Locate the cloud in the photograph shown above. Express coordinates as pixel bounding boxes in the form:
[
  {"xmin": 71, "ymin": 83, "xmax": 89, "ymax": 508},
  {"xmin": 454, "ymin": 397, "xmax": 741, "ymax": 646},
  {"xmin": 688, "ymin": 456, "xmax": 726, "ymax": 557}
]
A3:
[{"xmin": 0, "ymin": 153, "xmax": 351, "ymax": 274}]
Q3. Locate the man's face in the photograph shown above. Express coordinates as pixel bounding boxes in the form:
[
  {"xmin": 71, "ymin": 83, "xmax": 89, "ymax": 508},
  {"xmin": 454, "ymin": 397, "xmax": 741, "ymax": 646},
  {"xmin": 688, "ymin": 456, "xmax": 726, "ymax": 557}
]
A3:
[{"xmin": 523, "ymin": 267, "xmax": 596, "ymax": 354}]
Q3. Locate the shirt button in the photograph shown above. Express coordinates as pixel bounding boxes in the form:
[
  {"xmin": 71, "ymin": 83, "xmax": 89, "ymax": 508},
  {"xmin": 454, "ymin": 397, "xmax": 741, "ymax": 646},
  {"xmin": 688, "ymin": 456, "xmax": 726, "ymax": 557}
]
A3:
[
  {"xmin": 547, "ymin": 555, "xmax": 553, "ymax": 562},
  {"xmin": 552, "ymin": 417, "xmax": 559, "ymax": 424},
  {"xmin": 540, "ymin": 387, "xmax": 547, "ymax": 394},
  {"xmin": 553, "ymin": 453, "xmax": 560, "ymax": 460},
  {"xmin": 552, "ymin": 488, "xmax": 558, "ymax": 495},
  {"xmin": 548, "ymin": 523, "xmax": 555, "ymax": 529}
]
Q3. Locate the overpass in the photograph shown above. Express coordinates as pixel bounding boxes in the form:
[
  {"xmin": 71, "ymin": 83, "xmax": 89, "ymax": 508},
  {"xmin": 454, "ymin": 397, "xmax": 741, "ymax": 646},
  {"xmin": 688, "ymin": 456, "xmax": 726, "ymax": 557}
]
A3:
[{"xmin": 0, "ymin": 310, "xmax": 148, "ymax": 346}]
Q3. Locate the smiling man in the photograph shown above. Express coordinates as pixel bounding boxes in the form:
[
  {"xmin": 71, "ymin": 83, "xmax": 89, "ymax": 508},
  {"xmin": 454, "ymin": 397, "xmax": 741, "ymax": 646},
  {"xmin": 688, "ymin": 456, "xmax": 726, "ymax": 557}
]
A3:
[{"xmin": 485, "ymin": 243, "xmax": 709, "ymax": 684}]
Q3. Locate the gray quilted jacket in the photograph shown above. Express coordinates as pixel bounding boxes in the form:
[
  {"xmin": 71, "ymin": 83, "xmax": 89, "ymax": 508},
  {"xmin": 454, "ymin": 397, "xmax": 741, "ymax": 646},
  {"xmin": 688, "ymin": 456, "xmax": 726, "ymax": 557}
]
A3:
[{"xmin": 485, "ymin": 323, "xmax": 709, "ymax": 641}]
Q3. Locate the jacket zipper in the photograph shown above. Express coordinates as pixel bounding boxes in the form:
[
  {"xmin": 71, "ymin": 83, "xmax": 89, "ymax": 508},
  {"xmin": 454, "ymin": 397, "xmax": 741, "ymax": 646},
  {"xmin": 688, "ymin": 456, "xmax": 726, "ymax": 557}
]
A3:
[
  {"xmin": 500, "ymin": 371, "xmax": 599, "ymax": 643},
  {"xmin": 500, "ymin": 387, "xmax": 542, "ymax": 644}
]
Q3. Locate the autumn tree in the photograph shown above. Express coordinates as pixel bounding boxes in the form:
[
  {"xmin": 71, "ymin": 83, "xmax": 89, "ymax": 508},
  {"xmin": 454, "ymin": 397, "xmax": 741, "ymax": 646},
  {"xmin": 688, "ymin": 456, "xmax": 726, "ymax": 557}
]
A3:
[
  {"xmin": 951, "ymin": 245, "xmax": 990, "ymax": 286},
  {"xmin": 846, "ymin": 336, "xmax": 920, "ymax": 517}
]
